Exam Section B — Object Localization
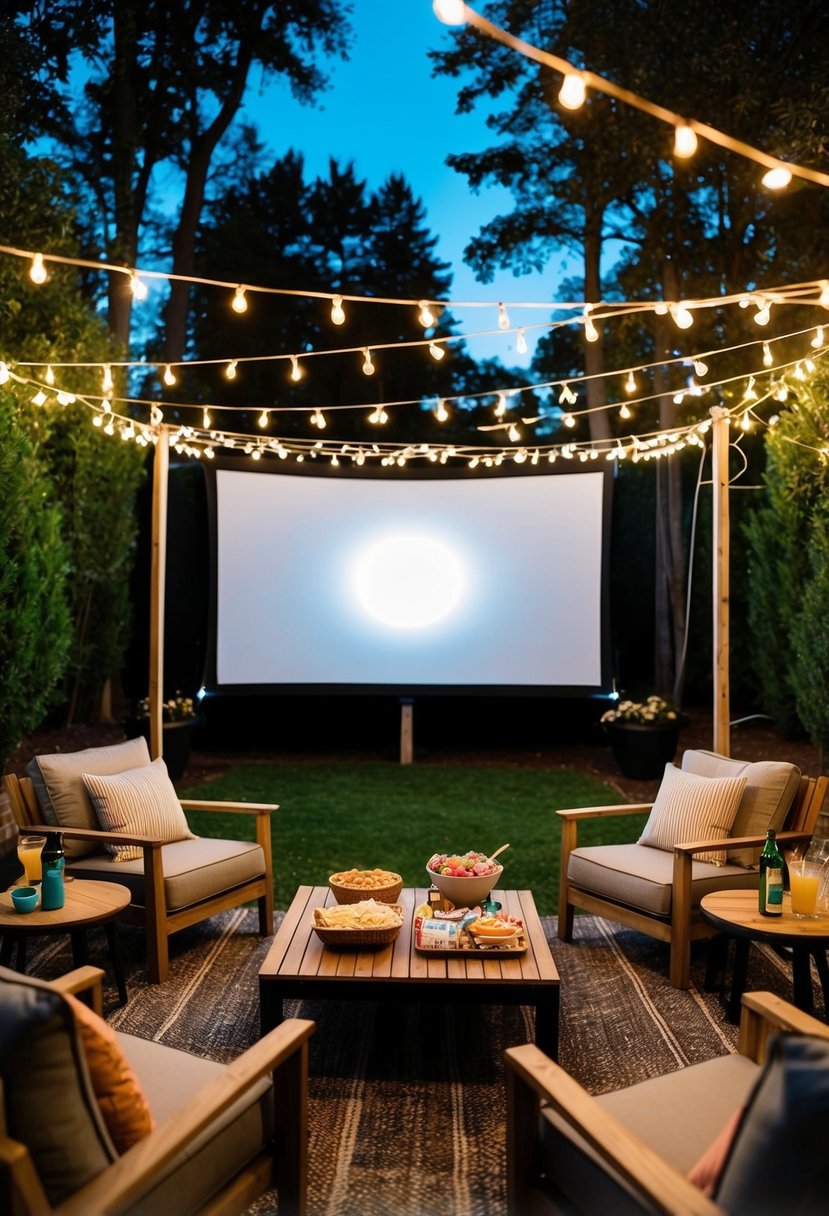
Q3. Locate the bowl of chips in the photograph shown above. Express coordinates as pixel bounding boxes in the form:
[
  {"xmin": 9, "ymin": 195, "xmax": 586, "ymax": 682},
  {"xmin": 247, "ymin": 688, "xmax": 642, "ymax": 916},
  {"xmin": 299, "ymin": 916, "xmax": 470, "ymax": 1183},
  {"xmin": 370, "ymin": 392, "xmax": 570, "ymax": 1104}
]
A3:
[
  {"xmin": 312, "ymin": 898, "xmax": 404, "ymax": 947},
  {"xmin": 329, "ymin": 867, "xmax": 403, "ymax": 904}
]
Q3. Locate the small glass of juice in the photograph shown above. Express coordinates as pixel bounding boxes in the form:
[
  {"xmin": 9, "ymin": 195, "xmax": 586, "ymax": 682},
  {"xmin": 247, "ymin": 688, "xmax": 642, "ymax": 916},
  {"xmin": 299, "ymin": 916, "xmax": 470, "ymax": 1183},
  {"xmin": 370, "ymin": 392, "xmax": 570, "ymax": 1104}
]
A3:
[
  {"xmin": 17, "ymin": 834, "xmax": 46, "ymax": 885},
  {"xmin": 789, "ymin": 860, "xmax": 822, "ymax": 919}
]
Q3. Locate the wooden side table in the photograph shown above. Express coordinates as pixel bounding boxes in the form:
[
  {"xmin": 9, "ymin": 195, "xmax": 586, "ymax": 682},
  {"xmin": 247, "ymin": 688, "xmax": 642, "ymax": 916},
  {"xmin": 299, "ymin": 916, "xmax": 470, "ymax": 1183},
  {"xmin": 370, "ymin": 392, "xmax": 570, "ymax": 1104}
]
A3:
[
  {"xmin": 0, "ymin": 878, "xmax": 132, "ymax": 1005},
  {"xmin": 701, "ymin": 888, "xmax": 829, "ymax": 1021}
]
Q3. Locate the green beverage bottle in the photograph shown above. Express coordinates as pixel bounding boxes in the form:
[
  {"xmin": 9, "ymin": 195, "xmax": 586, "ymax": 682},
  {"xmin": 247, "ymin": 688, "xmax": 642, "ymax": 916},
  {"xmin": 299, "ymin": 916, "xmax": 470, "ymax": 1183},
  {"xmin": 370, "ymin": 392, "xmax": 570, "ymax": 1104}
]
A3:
[{"xmin": 759, "ymin": 828, "xmax": 784, "ymax": 917}]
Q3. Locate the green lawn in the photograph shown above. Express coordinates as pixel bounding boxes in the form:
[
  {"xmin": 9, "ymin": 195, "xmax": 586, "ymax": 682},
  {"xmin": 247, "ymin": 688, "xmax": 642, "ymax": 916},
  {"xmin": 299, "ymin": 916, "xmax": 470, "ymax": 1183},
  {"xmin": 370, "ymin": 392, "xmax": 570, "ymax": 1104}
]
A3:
[{"xmin": 179, "ymin": 762, "xmax": 646, "ymax": 916}]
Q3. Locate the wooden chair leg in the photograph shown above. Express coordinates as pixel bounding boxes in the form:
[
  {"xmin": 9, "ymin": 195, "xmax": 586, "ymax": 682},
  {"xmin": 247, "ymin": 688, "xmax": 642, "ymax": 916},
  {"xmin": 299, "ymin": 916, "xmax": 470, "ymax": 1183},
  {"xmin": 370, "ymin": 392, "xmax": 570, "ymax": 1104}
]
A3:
[
  {"xmin": 558, "ymin": 818, "xmax": 577, "ymax": 941},
  {"xmin": 670, "ymin": 848, "xmax": 693, "ymax": 989}
]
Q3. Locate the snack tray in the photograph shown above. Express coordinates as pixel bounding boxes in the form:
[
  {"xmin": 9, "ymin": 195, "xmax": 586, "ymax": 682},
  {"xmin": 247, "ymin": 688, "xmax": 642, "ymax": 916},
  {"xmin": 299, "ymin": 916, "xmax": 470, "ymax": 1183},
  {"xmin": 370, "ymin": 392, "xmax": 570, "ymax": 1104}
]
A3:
[{"xmin": 414, "ymin": 925, "xmax": 528, "ymax": 957}]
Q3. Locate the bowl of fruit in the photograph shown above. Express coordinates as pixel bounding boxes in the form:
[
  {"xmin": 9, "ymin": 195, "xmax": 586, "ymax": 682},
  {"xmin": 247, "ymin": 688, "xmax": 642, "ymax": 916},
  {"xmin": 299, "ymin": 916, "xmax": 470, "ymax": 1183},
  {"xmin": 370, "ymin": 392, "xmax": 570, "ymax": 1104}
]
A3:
[{"xmin": 426, "ymin": 850, "xmax": 504, "ymax": 908}]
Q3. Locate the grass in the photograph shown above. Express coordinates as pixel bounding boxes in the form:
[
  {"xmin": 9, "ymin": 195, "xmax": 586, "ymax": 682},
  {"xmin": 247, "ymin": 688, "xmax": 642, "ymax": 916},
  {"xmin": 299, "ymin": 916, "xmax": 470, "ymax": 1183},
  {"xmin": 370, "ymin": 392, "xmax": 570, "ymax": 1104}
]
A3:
[{"xmin": 179, "ymin": 761, "xmax": 647, "ymax": 916}]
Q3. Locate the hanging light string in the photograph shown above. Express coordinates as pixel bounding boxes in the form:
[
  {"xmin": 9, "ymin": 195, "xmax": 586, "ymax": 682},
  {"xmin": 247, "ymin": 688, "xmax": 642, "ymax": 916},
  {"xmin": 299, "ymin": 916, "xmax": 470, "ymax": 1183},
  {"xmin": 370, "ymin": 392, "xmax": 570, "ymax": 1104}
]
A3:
[
  {"xmin": 5, "ymin": 239, "xmax": 829, "ymax": 335},
  {"xmin": 8, "ymin": 320, "xmax": 826, "ymax": 431},
  {"xmin": 446, "ymin": 3, "xmax": 829, "ymax": 192}
]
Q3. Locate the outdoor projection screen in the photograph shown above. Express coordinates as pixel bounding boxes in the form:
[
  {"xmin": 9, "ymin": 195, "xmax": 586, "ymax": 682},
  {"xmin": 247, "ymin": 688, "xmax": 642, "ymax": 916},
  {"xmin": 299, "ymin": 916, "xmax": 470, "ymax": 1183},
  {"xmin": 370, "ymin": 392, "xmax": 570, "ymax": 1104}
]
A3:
[{"xmin": 208, "ymin": 466, "xmax": 611, "ymax": 695}]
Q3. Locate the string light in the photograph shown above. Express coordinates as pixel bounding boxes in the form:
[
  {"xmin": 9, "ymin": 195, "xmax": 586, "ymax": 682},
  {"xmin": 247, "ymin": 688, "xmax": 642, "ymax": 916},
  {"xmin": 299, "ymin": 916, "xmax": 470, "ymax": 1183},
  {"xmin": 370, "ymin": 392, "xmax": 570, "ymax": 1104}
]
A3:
[
  {"xmin": 811, "ymin": 327, "xmax": 824, "ymax": 349},
  {"xmin": 101, "ymin": 364, "xmax": 113, "ymax": 394},
  {"xmin": 673, "ymin": 122, "xmax": 698, "ymax": 158},
  {"xmin": 670, "ymin": 301, "xmax": 694, "ymax": 329},
  {"xmin": 231, "ymin": 286, "xmax": 248, "ymax": 314},
  {"xmin": 498, "ymin": 302, "xmax": 510, "ymax": 330},
  {"xmin": 289, "ymin": 355, "xmax": 303, "ymax": 382},
  {"xmin": 494, "ymin": 392, "xmax": 507, "ymax": 418},
  {"xmin": 754, "ymin": 299, "xmax": 771, "ymax": 326},
  {"xmin": 29, "ymin": 253, "xmax": 47, "ymax": 284},
  {"xmin": 762, "ymin": 166, "xmax": 792, "ymax": 191},
  {"xmin": 44, "ymin": 364, "xmax": 55, "ymax": 385},
  {"xmin": 624, "ymin": 370, "xmax": 637, "ymax": 394},
  {"xmin": 130, "ymin": 271, "xmax": 148, "ymax": 300},
  {"xmin": 311, "ymin": 408, "xmax": 326, "ymax": 429},
  {"xmin": 619, "ymin": 403, "xmax": 632, "ymax": 420},
  {"xmin": 202, "ymin": 407, "xmax": 212, "ymax": 428},
  {"xmin": 331, "ymin": 296, "xmax": 346, "ymax": 325},
  {"xmin": 258, "ymin": 409, "xmax": 269, "ymax": 428},
  {"xmin": 434, "ymin": 398, "xmax": 450, "ymax": 422},
  {"xmin": 368, "ymin": 406, "xmax": 388, "ymax": 424},
  {"xmin": 516, "ymin": 328, "xmax": 527, "ymax": 354},
  {"xmin": 362, "ymin": 348, "xmax": 375, "ymax": 376},
  {"xmin": 820, "ymin": 283, "xmax": 829, "ymax": 308},
  {"xmin": 432, "ymin": 0, "xmax": 466, "ymax": 24},
  {"xmin": 418, "ymin": 300, "xmax": 437, "ymax": 327},
  {"xmin": 507, "ymin": 422, "xmax": 521, "ymax": 442},
  {"xmin": 558, "ymin": 71, "xmax": 586, "ymax": 110},
  {"xmin": 162, "ymin": 364, "xmax": 176, "ymax": 386},
  {"xmin": 694, "ymin": 359, "xmax": 708, "ymax": 376},
  {"xmin": 225, "ymin": 360, "xmax": 238, "ymax": 380},
  {"xmin": 562, "ymin": 413, "xmax": 576, "ymax": 428},
  {"xmin": 429, "ymin": 340, "xmax": 445, "ymax": 361},
  {"xmin": 583, "ymin": 307, "xmax": 599, "ymax": 342},
  {"xmin": 762, "ymin": 342, "xmax": 773, "ymax": 367},
  {"xmin": 32, "ymin": 389, "xmax": 47, "ymax": 405},
  {"xmin": 0, "ymin": 363, "xmax": 9, "ymax": 385}
]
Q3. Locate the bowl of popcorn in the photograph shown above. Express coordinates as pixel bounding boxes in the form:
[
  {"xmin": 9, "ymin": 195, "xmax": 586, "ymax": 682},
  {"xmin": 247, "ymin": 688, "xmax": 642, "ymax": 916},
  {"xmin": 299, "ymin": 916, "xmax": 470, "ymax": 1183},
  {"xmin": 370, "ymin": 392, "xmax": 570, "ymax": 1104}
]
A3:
[
  {"xmin": 328, "ymin": 867, "xmax": 403, "ymax": 905},
  {"xmin": 426, "ymin": 850, "xmax": 503, "ymax": 908}
]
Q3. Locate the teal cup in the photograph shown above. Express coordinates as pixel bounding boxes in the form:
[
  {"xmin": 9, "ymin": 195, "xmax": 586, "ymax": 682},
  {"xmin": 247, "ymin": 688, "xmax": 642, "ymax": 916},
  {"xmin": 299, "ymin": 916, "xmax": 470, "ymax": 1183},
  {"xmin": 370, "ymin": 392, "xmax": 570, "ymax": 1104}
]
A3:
[{"xmin": 11, "ymin": 886, "xmax": 39, "ymax": 913}]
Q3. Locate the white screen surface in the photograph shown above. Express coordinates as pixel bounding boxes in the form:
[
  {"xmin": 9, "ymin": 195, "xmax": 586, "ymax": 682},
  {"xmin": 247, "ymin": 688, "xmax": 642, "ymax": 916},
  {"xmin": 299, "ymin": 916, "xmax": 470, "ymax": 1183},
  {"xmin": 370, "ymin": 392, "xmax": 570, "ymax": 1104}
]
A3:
[{"xmin": 214, "ymin": 468, "xmax": 607, "ymax": 689}]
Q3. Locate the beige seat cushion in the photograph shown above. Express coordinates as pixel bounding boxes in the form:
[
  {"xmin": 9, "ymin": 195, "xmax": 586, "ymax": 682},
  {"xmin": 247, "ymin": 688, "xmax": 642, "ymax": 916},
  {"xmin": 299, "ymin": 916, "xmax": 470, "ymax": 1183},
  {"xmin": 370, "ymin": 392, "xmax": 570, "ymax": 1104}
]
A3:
[
  {"xmin": 567, "ymin": 842, "xmax": 759, "ymax": 918},
  {"xmin": 67, "ymin": 837, "xmax": 265, "ymax": 911},
  {"xmin": 83, "ymin": 758, "xmax": 195, "ymax": 862},
  {"xmin": 119, "ymin": 1035, "xmax": 272, "ymax": 1216},
  {"xmin": 537, "ymin": 1053, "xmax": 759, "ymax": 1216},
  {"xmin": 638, "ymin": 763, "xmax": 746, "ymax": 863},
  {"xmin": 682, "ymin": 749, "xmax": 801, "ymax": 867},
  {"xmin": 26, "ymin": 738, "xmax": 152, "ymax": 861}
]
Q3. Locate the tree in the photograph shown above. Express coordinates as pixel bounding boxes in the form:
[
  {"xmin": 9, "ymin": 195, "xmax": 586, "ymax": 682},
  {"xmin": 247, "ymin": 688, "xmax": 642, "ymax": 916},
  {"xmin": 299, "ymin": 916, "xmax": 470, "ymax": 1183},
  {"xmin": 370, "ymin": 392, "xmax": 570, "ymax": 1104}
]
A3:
[{"xmin": 17, "ymin": 0, "xmax": 353, "ymax": 355}]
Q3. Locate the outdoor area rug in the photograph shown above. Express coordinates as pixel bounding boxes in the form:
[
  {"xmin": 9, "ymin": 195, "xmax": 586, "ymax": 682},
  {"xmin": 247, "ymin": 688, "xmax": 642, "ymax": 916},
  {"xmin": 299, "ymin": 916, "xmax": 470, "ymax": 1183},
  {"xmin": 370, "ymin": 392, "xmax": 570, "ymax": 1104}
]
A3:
[{"xmin": 22, "ymin": 908, "xmax": 821, "ymax": 1216}]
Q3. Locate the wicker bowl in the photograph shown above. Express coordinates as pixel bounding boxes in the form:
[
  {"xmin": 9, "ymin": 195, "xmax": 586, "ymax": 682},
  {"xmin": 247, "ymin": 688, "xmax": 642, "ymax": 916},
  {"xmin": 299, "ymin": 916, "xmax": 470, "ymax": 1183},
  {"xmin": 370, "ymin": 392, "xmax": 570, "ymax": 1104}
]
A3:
[
  {"xmin": 328, "ymin": 869, "xmax": 403, "ymax": 905},
  {"xmin": 312, "ymin": 904, "xmax": 404, "ymax": 948}
]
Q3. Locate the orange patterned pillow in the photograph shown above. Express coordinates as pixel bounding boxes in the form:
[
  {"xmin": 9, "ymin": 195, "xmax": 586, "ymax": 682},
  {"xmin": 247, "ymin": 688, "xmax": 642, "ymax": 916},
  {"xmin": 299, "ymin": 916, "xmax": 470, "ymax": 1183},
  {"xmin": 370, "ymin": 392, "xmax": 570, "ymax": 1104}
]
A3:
[{"xmin": 65, "ymin": 994, "xmax": 155, "ymax": 1153}]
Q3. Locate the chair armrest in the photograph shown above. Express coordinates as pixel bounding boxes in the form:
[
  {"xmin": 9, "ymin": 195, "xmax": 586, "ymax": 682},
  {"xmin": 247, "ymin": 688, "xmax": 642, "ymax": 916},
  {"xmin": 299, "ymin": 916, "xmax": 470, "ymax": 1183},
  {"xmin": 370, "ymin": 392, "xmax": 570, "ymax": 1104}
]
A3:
[
  {"xmin": 178, "ymin": 799, "xmax": 279, "ymax": 816},
  {"xmin": 24, "ymin": 824, "xmax": 164, "ymax": 850},
  {"xmin": 57, "ymin": 1017, "xmax": 316, "ymax": 1216},
  {"xmin": 48, "ymin": 967, "xmax": 106, "ymax": 1016},
  {"xmin": 674, "ymin": 828, "xmax": 814, "ymax": 859},
  {"xmin": 738, "ymin": 991, "xmax": 829, "ymax": 1063},
  {"xmin": 505, "ymin": 1043, "xmax": 722, "ymax": 1216},
  {"xmin": 556, "ymin": 802, "xmax": 653, "ymax": 820}
]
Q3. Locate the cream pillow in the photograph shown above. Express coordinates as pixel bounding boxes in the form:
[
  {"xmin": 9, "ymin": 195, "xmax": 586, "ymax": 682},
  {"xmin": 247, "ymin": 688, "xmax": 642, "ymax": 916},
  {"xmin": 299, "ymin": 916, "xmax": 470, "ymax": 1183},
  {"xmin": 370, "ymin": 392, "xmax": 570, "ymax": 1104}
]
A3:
[
  {"xmin": 638, "ymin": 763, "xmax": 747, "ymax": 864},
  {"xmin": 83, "ymin": 758, "xmax": 195, "ymax": 862}
]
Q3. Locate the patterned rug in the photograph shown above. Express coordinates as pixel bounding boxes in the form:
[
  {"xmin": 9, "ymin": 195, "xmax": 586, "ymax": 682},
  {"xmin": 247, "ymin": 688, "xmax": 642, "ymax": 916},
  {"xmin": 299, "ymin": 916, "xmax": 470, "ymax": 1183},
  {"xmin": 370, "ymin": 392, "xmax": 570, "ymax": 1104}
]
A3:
[{"xmin": 23, "ymin": 909, "xmax": 817, "ymax": 1216}]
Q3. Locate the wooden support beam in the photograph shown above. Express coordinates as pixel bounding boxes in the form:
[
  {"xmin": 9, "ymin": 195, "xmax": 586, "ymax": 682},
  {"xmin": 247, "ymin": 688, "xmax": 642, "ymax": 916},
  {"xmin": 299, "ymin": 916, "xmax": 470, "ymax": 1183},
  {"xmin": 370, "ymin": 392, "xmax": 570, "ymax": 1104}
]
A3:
[
  {"xmin": 149, "ymin": 428, "xmax": 169, "ymax": 761},
  {"xmin": 711, "ymin": 410, "xmax": 730, "ymax": 756}
]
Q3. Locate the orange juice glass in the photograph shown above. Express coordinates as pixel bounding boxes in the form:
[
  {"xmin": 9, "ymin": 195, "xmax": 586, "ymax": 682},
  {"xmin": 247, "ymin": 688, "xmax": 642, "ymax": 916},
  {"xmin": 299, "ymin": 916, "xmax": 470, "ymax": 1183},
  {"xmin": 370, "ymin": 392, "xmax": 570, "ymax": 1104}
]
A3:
[
  {"xmin": 790, "ymin": 861, "xmax": 821, "ymax": 918},
  {"xmin": 17, "ymin": 834, "xmax": 46, "ymax": 884}
]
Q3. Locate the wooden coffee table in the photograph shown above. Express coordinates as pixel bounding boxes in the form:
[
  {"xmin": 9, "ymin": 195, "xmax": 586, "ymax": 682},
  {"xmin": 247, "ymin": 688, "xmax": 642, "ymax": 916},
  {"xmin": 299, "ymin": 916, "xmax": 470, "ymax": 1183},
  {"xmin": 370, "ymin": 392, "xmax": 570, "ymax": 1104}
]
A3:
[
  {"xmin": 701, "ymin": 888, "xmax": 829, "ymax": 1020},
  {"xmin": 259, "ymin": 885, "xmax": 560, "ymax": 1058},
  {"xmin": 0, "ymin": 878, "xmax": 132, "ymax": 1005}
]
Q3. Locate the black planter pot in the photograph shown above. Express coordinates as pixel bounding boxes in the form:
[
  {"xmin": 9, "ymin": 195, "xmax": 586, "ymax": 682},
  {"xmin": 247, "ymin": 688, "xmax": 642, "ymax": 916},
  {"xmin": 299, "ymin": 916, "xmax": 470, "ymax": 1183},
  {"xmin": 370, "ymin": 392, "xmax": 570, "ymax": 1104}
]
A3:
[
  {"xmin": 606, "ymin": 720, "xmax": 682, "ymax": 781},
  {"xmin": 124, "ymin": 717, "xmax": 199, "ymax": 781}
]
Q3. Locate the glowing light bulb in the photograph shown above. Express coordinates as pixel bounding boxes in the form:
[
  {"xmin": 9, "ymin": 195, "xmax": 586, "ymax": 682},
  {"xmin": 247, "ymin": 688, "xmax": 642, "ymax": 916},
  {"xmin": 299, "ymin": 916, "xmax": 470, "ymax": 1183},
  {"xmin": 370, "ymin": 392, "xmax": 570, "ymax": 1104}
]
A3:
[
  {"xmin": 93, "ymin": 415, "xmax": 103, "ymax": 427},
  {"xmin": 562, "ymin": 413, "xmax": 576, "ymax": 428},
  {"xmin": 741, "ymin": 413, "xmax": 752, "ymax": 431},
  {"xmin": 56, "ymin": 391, "xmax": 75, "ymax": 406},
  {"xmin": 805, "ymin": 357, "xmax": 816, "ymax": 373},
  {"xmin": 163, "ymin": 364, "xmax": 176, "ymax": 386},
  {"xmin": 434, "ymin": 398, "xmax": 449, "ymax": 422},
  {"xmin": 362, "ymin": 348, "xmax": 375, "ymax": 376},
  {"xmin": 44, "ymin": 365, "xmax": 55, "ymax": 385},
  {"xmin": 761, "ymin": 342, "xmax": 772, "ymax": 367},
  {"xmin": 762, "ymin": 165, "xmax": 792, "ymax": 190},
  {"xmin": 368, "ymin": 406, "xmax": 388, "ymax": 425},
  {"xmin": 559, "ymin": 71, "xmax": 586, "ymax": 110},
  {"xmin": 101, "ymin": 364, "xmax": 113, "ymax": 394},
  {"xmin": 498, "ymin": 302, "xmax": 510, "ymax": 330},
  {"xmin": 258, "ymin": 410, "xmax": 269, "ymax": 428},
  {"xmin": 619, "ymin": 403, "xmax": 631, "ymax": 420},
  {"xmin": 202, "ymin": 408, "xmax": 212, "ymax": 428},
  {"xmin": 743, "ymin": 376, "xmax": 758, "ymax": 401},
  {"xmin": 507, "ymin": 423, "xmax": 521, "ymax": 442},
  {"xmin": 0, "ymin": 363, "xmax": 8, "ymax": 384},
  {"xmin": 32, "ymin": 389, "xmax": 47, "ymax": 405},
  {"xmin": 429, "ymin": 341, "xmax": 445, "ymax": 361},
  {"xmin": 811, "ymin": 327, "xmax": 824, "ymax": 349},
  {"xmin": 654, "ymin": 301, "xmax": 668, "ymax": 315},
  {"xmin": 312, "ymin": 408, "xmax": 326, "ymax": 429},
  {"xmin": 624, "ymin": 371, "xmax": 637, "ymax": 394},
  {"xmin": 225, "ymin": 360, "xmax": 237, "ymax": 380},
  {"xmin": 289, "ymin": 355, "xmax": 303, "ymax": 382},
  {"xmin": 29, "ymin": 253, "xmax": 47, "ymax": 284},
  {"xmin": 694, "ymin": 359, "xmax": 708, "ymax": 376},
  {"xmin": 754, "ymin": 300, "xmax": 771, "ymax": 326},
  {"xmin": 418, "ymin": 300, "xmax": 436, "ymax": 327},
  {"xmin": 231, "ymin": 286, "xmax": 248, "ymax": 314},
  {"xmin": 670, "ymin": 302, "xmax": 694, "ymax": 329},
  {"xmin": 130, "ymin": 272, "xmax": 148, "ymax": 300},
  {"xmin": 583, "ymin": 312, "xmax": 599, "ymax": 342},
  {"xmin": 433, "ymin": 0, "xmax": 466, "ymax": 23},
  {"xmin": 494, "ymin": 392, "xmax": 507, "ymax": 418},
  {"xmin": 331, "ymin": 296, "xmax": 346, "ymax": 325},
  {"xmin": 673, "ymin": 122, "xmax": 698, "ymax": 158},
  {"xmin": 820, "ymin": 282, "xmax": 829, "ymax": 309},
  {"xmin": 516, "ymin": 328, "xmax": 527, "ymax": 354}
]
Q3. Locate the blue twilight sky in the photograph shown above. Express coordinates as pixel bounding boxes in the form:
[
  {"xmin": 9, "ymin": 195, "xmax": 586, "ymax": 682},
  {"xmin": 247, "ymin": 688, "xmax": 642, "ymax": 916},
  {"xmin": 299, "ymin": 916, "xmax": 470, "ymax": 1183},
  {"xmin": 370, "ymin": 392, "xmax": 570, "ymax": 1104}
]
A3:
[{"xmin": 239, "ymin": 0, "xmax": 569, "ymax": 365}]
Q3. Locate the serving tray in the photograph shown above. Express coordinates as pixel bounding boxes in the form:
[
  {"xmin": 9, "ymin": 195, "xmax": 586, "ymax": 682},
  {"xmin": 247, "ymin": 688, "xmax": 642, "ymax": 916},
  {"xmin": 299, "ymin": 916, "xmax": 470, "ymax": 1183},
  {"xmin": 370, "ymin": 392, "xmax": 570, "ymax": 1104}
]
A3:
[{"xmin": 413, "ymin": 916, "xmax": 528, "ymax": 957}]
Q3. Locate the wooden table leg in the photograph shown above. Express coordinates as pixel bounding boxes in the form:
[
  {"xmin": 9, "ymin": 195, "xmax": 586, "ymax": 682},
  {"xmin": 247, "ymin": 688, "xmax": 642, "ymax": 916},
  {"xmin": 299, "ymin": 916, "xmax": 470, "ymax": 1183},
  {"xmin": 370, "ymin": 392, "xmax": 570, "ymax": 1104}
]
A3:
[
  {"xmin": 0, "ymin": 934, "xmax": 14, "ymax": 966},
  {"xmin": 535, "ymin": 993, "xmax": 559, "ymax": 1061},
  {"xmin": 105, "ymin": 923, "xmax": 128, "ymax": 1007},
  {"xmin": 812, "ymin": 948, "xmax": 829, "ymax": 1016},
  {"xmin": 704, "ymin": 932, "xmax": 728, "ymax": 993},
  {"xmin": 792, "ymin": 947, "xmax": 815, "ymax": 1014},
  {"xmin": 259, "ymin": 980, "xmax": 284, "ymax": 1037},
  {"xmin": 70, "ymin": 928, "xmax": 89, "ymax": 968},
  {"xmin": 727, "ymin": 937, "xmax": 750, "ymax": 1024}
]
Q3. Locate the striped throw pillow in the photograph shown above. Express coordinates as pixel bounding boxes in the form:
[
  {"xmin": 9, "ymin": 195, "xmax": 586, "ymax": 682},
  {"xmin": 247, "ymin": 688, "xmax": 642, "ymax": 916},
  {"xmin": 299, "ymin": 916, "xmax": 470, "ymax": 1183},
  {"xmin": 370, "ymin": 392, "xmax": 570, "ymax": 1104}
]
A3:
[
  {"xmin": 638, "ymin": 763, "xmax": 746, "ymax": 864},
  {"xmin": 83, "ymin": 758, "xmax": 195, "ymax": 862}
]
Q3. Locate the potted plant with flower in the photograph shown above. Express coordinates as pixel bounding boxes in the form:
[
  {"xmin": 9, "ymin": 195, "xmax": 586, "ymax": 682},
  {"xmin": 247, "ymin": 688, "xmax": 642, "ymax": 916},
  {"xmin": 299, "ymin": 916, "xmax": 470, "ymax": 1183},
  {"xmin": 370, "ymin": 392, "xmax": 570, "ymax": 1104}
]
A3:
[
  {"xmin": 601, "ymin": 695, "xmax": 684, "ymax": 780},
  {"xmin": 126, "ymin": 692, "xmax": 199, "ymax": 781}
]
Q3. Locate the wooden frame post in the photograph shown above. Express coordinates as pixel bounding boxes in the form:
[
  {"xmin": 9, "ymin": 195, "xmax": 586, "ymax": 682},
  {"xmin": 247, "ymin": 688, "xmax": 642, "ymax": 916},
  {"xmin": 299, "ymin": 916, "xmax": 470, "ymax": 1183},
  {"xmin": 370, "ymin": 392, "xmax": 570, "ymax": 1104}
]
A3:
[
  {"xmin": 711, "ymin": 409, "xmax": 730, "ymax": 756},
  {"xmin": 400, "ymin": 698, "xmax": 414, "ymax": 765},
  {"xmin": 149, "ymin": 427, "xmax": 169, "ymax": 760}
]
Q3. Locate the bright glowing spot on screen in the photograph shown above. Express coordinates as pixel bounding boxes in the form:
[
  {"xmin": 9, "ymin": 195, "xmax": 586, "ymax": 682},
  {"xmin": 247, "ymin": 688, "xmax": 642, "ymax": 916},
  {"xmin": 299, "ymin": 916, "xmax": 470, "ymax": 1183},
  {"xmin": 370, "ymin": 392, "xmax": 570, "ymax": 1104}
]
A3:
[{"xmin": 353, "ymin": 534, "xmax": 464, "ymax": 628}]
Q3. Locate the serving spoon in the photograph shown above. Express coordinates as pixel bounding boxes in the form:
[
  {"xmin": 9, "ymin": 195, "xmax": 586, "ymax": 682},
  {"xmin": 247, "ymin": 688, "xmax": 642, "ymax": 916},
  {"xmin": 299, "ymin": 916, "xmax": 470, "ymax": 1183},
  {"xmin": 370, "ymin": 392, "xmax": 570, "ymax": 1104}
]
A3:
[{"xmin": 488, "ymin": 843, "xmax": 510, "ymax": 864}]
